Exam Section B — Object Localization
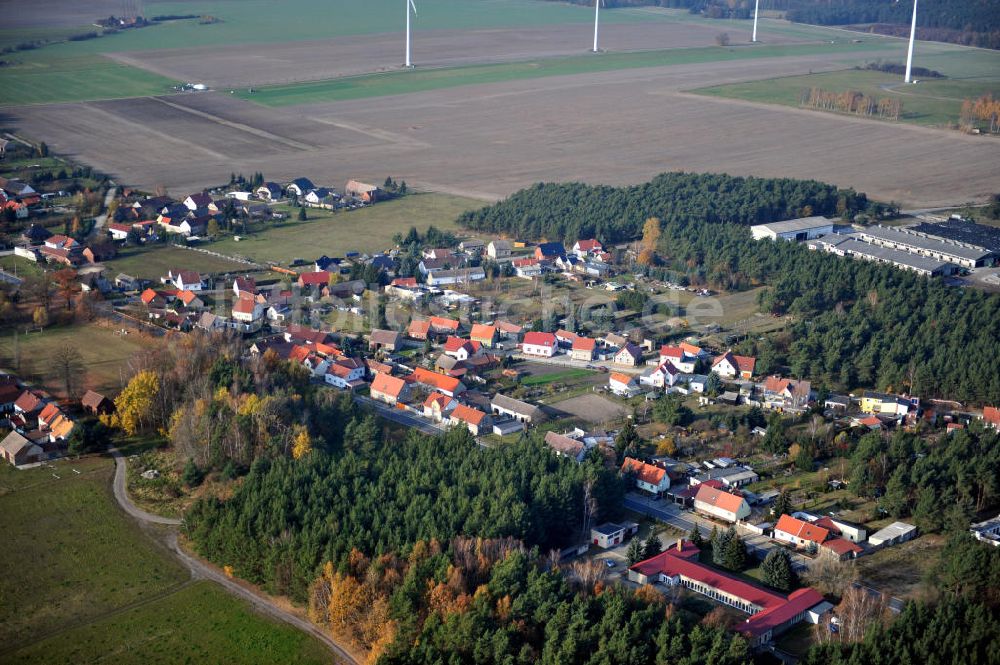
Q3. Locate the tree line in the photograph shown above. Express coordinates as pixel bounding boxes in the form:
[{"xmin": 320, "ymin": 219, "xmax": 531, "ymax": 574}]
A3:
[
  {"xmin": 458, "ymin": 173, "xmax": 1000, "ymax": 404},
  {"xmin": 800, "ymin": 87, "xmax": 903, "ymax": 121}
]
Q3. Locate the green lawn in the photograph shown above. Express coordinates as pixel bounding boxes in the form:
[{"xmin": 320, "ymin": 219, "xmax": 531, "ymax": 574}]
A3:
[
  {"xmin": 521, "ymin": 369, "xmax": 595, "ymax": 386},
  {"xmin": 0, "ymin": 54, "xmax": 177, "ymax": 107},
  {"xmin": 0, "ymin": 456, "xmax": 187, "ymax": 651},
  {"xmin": 105, "ymin": 244, "xmax": 250, "ymax": 280},
  {"xmin": 694, "ymin": 42, "xmax": 1000, "ymax": 129},
  {"xmin": 5, "ymin": 581, "xmax": 331, "ymax": 665},
  {"xmin": 235, "ymin": 41, "xmax": 896, "ymax": 106},
  {"xmin": 0, "ymin": 323, "xmax": 149, "ymax": 398},
  {"xmin": 208, "ymin": 193, "xmax": 481, "ymax": 264},
  {"xmin": 0, "ymin": 254, "xmax": 46, "ymax": 279}
]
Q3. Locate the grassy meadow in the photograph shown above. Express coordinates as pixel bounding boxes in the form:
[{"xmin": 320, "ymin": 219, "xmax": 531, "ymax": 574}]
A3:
[
  {"xmin": 105, "ymin": 244, "xmax": 250, "ymax": 280},
  {"xmin": 207, "ymin": 193, "xmax": 482, "ymax": 263},
  {"xmin": 694, "ymin": 42, "xmax": 1000, "ymax": 129}
]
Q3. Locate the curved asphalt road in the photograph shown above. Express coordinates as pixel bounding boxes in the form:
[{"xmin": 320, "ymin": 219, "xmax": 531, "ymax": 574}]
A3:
[{"xmin": 109, "ymin": 448, "xmax": 359, "ymax": 665}]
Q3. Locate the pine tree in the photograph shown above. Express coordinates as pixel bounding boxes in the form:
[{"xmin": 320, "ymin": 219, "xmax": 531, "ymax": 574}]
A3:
[
  {"xmin": 614, "ymin": 419, "xmax": 640, "ymax": 463},
  {"xmin": 722, "ymin": 528, "xmax": 747, "ymax": 571},
  {"xmin": 642, "ymin": 533, "xmax": 662, "ymax": 559},
  {"xmin": 773, "ymin": 490, "xmax": 792, "ymax": 518},
  {"xmin": 689, "ymin": 525, "xmax": 704, "ymax": 548},
  {"xmin": 182, "ymin": 458, "xmax": 204, "ymax": 487},
  {"xmin": 761, "ymin": 549, "xmax": 796, "ymax": 591},
  {"xmin": 626, "ymin": 538, "xmax": 644, "ymax": 565}
]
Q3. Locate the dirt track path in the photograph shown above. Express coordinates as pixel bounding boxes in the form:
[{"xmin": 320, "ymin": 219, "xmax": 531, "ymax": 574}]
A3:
[{"xmin": 109, "ymin": 448, "xmax": 360, "ymax": 665}]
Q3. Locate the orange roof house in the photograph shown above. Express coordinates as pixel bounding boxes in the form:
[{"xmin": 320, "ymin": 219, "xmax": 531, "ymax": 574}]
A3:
[
  {"xmin": 620, "ymin": 457, "xmax": 670, "ymax": 493},
  {"xmin": 774, "ymin": 514, "xmax": 830, "ymax": 548},
  {"xmin": 370, "ymin": 373, "xmax": 409, "ymax": 404},
  {"xmin": 411, "ymin": 367, "xmax": 465, "ymax": 396},
  {"xmin": 693, "ymin": 483, "xmax": 751, "ymax": 522}
]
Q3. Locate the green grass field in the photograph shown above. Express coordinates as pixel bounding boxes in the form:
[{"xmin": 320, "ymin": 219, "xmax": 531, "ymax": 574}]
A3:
[
  {"xmin": 521, "ymin": 368, "xmax": 595, "ymax": 386},
  {"xmin": 0, "ymin": 456, "xmax": 187, "ymax": 651},
  {"xmin": 0, "ymin": 254, "xmax": 46, "ymax": 279},
  {"xmin": 105, "ymin": 244, "xmax": 250, "ymax": 280},
  {"xmin": 0, "ymin": 55, "xmax": 177, "ymax": 106},
  {"xmin": 0, "ymin": 455, "xmax": 331, "ymax": 663},
  {"xmin": 694, "ymin": 42, "xmax": 1000, "ymax": 129},
  {"xmin": 0, "ymin": 323, "xmax": 149, "ymax": 398},
  {"xmin": 207, "ymin": 193, "xmax": 481, "ymax": 263},
  {"xmin": 235, "ymin": 40, "xmax": 896, "ymax": 106},
  {"xmin": 6, "ymin": 581, "xmax": 331, "ymax": 665}
]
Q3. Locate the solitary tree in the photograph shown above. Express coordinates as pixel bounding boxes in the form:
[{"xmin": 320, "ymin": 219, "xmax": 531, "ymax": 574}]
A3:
[
  {"xmin": 51, "ymin": 345, "xmax": 84, "ymax": 399},
  {"xmin": 772, "ymin": 489, "xmax": 792, "ymax": 518},
  {"xmin": 626, "ymin": 537, "xmax": 644, "ymax": 565},
  {"xmin": 297, "ymin": 207, "xmax": 307, "ymax": 221},
  {"xmin": 762, "ymin": 549, "xmax": 797, "ymax": 592}
]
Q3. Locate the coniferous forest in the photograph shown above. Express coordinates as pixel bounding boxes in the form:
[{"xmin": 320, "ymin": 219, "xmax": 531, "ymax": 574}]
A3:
[{"xmin": 458, "ymin": 173, "xmax": 1000, "ymax": 404}]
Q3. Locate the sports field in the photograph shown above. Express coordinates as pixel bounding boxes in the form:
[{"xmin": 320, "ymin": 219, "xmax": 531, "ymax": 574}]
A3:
[
  {"xmin": 207, "ymin": 193, "xmax": 481, "ymax": 263},
  {"xmin": 695, "ymin": 44, "xmax": 1000, "ymax": 129}
]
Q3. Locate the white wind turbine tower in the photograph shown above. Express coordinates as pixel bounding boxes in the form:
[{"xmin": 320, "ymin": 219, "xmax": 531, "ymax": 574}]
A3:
[
  {"xmin": 405, "ymin": 0, "xmax": 417, "ymax": 68},
  {"xmin": 592, "ymin": 0, "xmax": 603, "ymax": 53},
  {"xmin": 904, "ymin": 0, "xmax": 918, "ymax": 83},
  {"xmin": 751, "ymin": 0, "xmax": 760, "ymax": 42}
]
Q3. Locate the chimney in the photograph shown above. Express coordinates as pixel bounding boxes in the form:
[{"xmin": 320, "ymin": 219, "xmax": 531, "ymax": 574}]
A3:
[{"xmin": 676, "ymin": 539, "xmax": 683, "ymax": 552}]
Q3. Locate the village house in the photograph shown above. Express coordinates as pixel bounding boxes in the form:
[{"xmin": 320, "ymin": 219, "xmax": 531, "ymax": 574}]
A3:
[
  {"xmin": 512, "ymin": 257, "xmax": 543, "ymax": 278},
  {"xmin": 344, "ymin": 180, "xmax": 382, "ymax": 203},
  {"xmin": 521, "ymin": 332, "xmax": 558, "ymax": 357},
  {"xmin": 621, "ymin": 457, "xmax": 671, "ymax": 495},
  {"xmin": 369, "ymin": 329, "xmax": 402, "ymax": 353},
  {"xmin": 426, "ymin": 267, "xmax": 486, "ymax": 287},
  {"xmin": 183, "ymin": 192, "xmax": 213, "ymax": 211},
  {"xmin": 534, "ymin": 242, "xmax": 566, "ymax": 261},
  {"xmin": 659, "ymin": 345, "xmax": 698, "ymax": 374},
  {"xmin": 423, "ymin": 392, "xmax": 457, "ymax": 422},
  {"xmin": 571, "ymin": 337, "xmax": 597, "ymax": 362},
  {"xmin": 545, "ymin": 431, "xmax": 589, "ymax": 462},
  {"xmin": 286, "ymin": 177, "xmax": 316, "ymax": 197},
  {"xmin": 712, "ymin": 351, "xmax": 756, "ymax": 380},
  {"xmin": 981, "ymin": 406, "xmax": 1000, "ymax": 430},
  {"xmin": 167, "ymin": 269, "xmax": 204, "ymax": 292},
  {"xmin": 324, "ymin": 358, "xmax": 367, "ymax": 390},
  {"xmin": 860, "ymin": 391, "xmax": 917, "ymax": 417},
  {"xmin": 304, "ymin": 188, "xmax": 340, "ymax": 209},
  {"xmin": 572, "ymin": 239, "xmax": 603, "ymax": 259},
  {"xmin": 629, "ymin": 541, "xmax": 828, "ymax": 648},
  {"xmin": 233, "ymin": 276, "xmax": 256, "ymax": 299},
  {"xmin": 370, "ymin": 373, "xmax": 410, "ymax": 405},
  {"xmin": 231, "ymin": 295, "xmax": 265, "ymax": 331},
  {"xmin": 429, "ymin": 316, "xmax": 461, "ymax": 337},
  {"xmin": 1, "ymin": 430, "xmax": 44, "ymax": 466},
  {"xmin": 176, "ymin": 290, "xmax": 204, "ymax": 310},
  {"xmin": 449, "ymin": 404, "xmax": 492, "ymax": 436},
  {"xmin": 298, "ymin": 271, "xmax": 330, "ymax": 290},
  {"xmin": 487, "ymin": 240, "xmax": 512, "ymax": 259},
  {"xmin": 693, "ymin": 483, "xmax": 751, "ymax": 523},
  {"xmin": 81, "ymin": 390, "xmax": 113, "ymax": 415},
  {"xmin": 640, "ymin": 361, "xmax": 679, "ymax": 390},
  {"xmin": 255, "ymin": 182, "xmax": 283, "ymax": 201},
  {"xmin": 470, "ymin": 324, "xmax": 499, "ymax": 348},
  {"xmin": 443, "ymin": 337, "xmax": 481, "ymax": 361},
  {"xmin": 407, "ymin": 319, "xmax": 432, "ymax": 341},
  {"xmin": 411, "ymin": 367, "xmax": 465, "ymax": 397},
  {"xmin": 39, "ymin": 234, "xmax": 90, "ymax": 266},
  {"xmin": 555, "ymin": 329, "xmax": 578, "ymax": 348},
  {"xmin": 459, "ymin": 238, "xmax": 485, "ymax": 254},
  {"xmin": 591, "ymin": 522, "xmax": 638, "ymax": 549},
  {"xmin": 773, "ymin": 514, "xmax": 829, "ymax": 551},
  {"xmin": 762, "ymin": 376, "xmax": 813, "ymax": 411},
  {"xmin": 490, "ymin": 394, "xmax": 545, "ymax": 425},
  {"xmin": 613, "ymin": 342, "xmax": 643, "ymax": 366},
  {"xmin": 609, "ymin": 372, "xmax": 639, "ymax": 397}
]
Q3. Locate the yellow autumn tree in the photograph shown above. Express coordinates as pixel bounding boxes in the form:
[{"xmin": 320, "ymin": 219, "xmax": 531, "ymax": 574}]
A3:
[
  {"xmin": 292, "ymin": 427, "xmax": 313, "ymax": 459},
  {"xmin": 111, "ymin": 370, "xmax": 160, "ymax": 436},
  {"xmin": 639, "ymin": 217, "xmax": 661, "ymax": 265}
]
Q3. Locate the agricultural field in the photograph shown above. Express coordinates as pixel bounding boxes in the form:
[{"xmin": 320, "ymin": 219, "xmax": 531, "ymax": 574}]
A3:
[
  {"xmin": 106, "ymin": 244, "xmax": 249, "ymax": 280},
  {"xmin": 6, "ymin": 581, "xmax": 331, "ymax": 665},
  {"xmin": 207, "ymin": 193, "xmax": 481, "ymax": 263},
  {"xmin": 0, "ymin": 322, "xmax": 149, "ymax": 398},
  {"xmin": 694, "ymin": 42, "xmax": 1000, "ymax": 129}
]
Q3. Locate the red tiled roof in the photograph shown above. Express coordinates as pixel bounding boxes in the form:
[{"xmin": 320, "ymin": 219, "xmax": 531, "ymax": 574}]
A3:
[
  {"xmin": 14, "ymin": 390, "xmax": 43, "ymax": 413},
  {"xmin": 298, "ymin": 271, "xmax": 330, "ymax": 287},
  {"xmin": 470, "ymin": 323, "xmax": 497, "ymax": 340},
  {"xmin": 424, "ymin": 392, "xmax": 452, "ymax": 410},
  {"xmin": 429, "ymin": 316, "xmax": 460, "ymax": 332},
  {"xmin": 775, "ymin": 514, "xmax": 830, "ymax": 545},
  {"xmin": 575, "ymin": 239, "xmax": 601, "ymax": 251},
  {"xmin": 412, "ymin": 367, "xmax": 462, "ymax": 394},
  {"xmin": 408, "ymin": 319, "xmax": 431, "ymax": 337},
  {"xmin": 178, "ymin": 290, "xmax": 199, "ymax": 306},
  {"xmin": 735, "ymin": 355, "xmax": 756, "ymax": 374},
  {"xmin": 764, "ymin": 375, "xmax": 792, "ymax": 393},
  {"xmin": 371, "ymin": 372, "xmax": 407, "ymax": 398},
  {"xmin": 572, "ymin": 337, "xmax": 596, "ymax": 351},
  {"xmin": 621, "ymin": 457, "xmax": 666, "ymax": 486},
  {"xmin": 679, "ymin": 342, "xmax": 702, "ymax": 356},
  {"xmin": 694, "ymin": 483, "xmax": 747, "ymax": 515},
  {"xmin": 232, "ymin": 296, "xmax": 257, "ymax": 315},
  {"xmin": 391, "ymin": 277, "xmax": 418, "ymax": 288},
  {"xmin": 288, "ymin": 345, "xmax": 312, "ymax": 363},
  {"xmin": 451, "ymin": 403, "xmax": 487, "ymax": 426},
  {"xmin": 522, "ymin": 332, "xmax": 556, "ymax": 347},
  {"xmin": 609, "ymin": 372, "xmax": 633, "ymax": 386},
  {"xmin": 38, "ymin": 402, "xmax": 61, "ymax": 424},
  {"xmin": 821, "ymin": 538, "xmax": 863, "ymax": 557},
  {"xmin": 555, "ymin": 329, "xmax": 578, "ymax": 342},
  {"xmin": 444, "ymin": 336, "xmax": 470, "ymax": 353},
  {"xmin": 659, "ymin": 345, "xmax": 684, "ymax": 359},
  {"xmin": 984, "ymin": 406, "xmax": 1000, "ymax": 427}
]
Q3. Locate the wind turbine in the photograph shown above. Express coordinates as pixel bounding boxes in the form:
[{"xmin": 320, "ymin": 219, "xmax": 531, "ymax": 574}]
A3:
[
  {"xmin": 592, "ymin": 0, "xmax": 603, "ymax": 53},
  {"xmin": 904, "ymin": 0, "xmax": 917, "ymax": 83},
  {"xmin": 751, "ymin": 0, "xmax": 759, "ymax": 43},
  {"xmin": 405, "ymin": 0, "xmax": 417, "ymax": 68}
]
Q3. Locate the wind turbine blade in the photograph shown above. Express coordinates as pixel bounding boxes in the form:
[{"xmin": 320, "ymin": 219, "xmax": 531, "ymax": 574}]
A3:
[{"xmin": 409, "ymin": 0, "xmax": 417, "ymax": 16}]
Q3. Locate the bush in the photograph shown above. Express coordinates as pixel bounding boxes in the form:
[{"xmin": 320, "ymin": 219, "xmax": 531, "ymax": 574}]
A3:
[{"xmin": 182, "ymin": 458, "xmax": 204, "ymax": 487}]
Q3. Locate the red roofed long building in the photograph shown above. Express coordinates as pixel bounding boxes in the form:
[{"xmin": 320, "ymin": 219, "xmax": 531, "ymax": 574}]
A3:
[
  {"xmin": 620, "ymin": 457, "xmax": 670, "ymax": 494},
  {"xmin": 629, "ymin": 541, "xmax": 827, "ymax": 648},
  {"xmin": 411, "ymin": 367, "xmax": 465, "ymax": 397},
  {"xmin": 521, "ymin": 332, "xmax": 557, "ymax": 357}
]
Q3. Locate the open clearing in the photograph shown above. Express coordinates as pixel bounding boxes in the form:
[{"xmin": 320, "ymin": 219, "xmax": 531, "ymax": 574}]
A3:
[
  {"xmin": 0, "ymin": 322, "xmax": 149, "ymax": 398},
  {"xmin": 105, "ymin": 244, "xmax": 250, "ymax": 281},
  {"xmin": 208, "ymin": 193, "xmax": 481, "ymax": 263},
  {"xmin": 0, "ymin": 455, "xmax": 331, "ymax": 663},
  {"xmin": 6, "ymin": 580, "xmax": 331, "ymax": 665},
  {"xmin": 548, "ymin": 393, "xmax": 626, "ymax": 424}
]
